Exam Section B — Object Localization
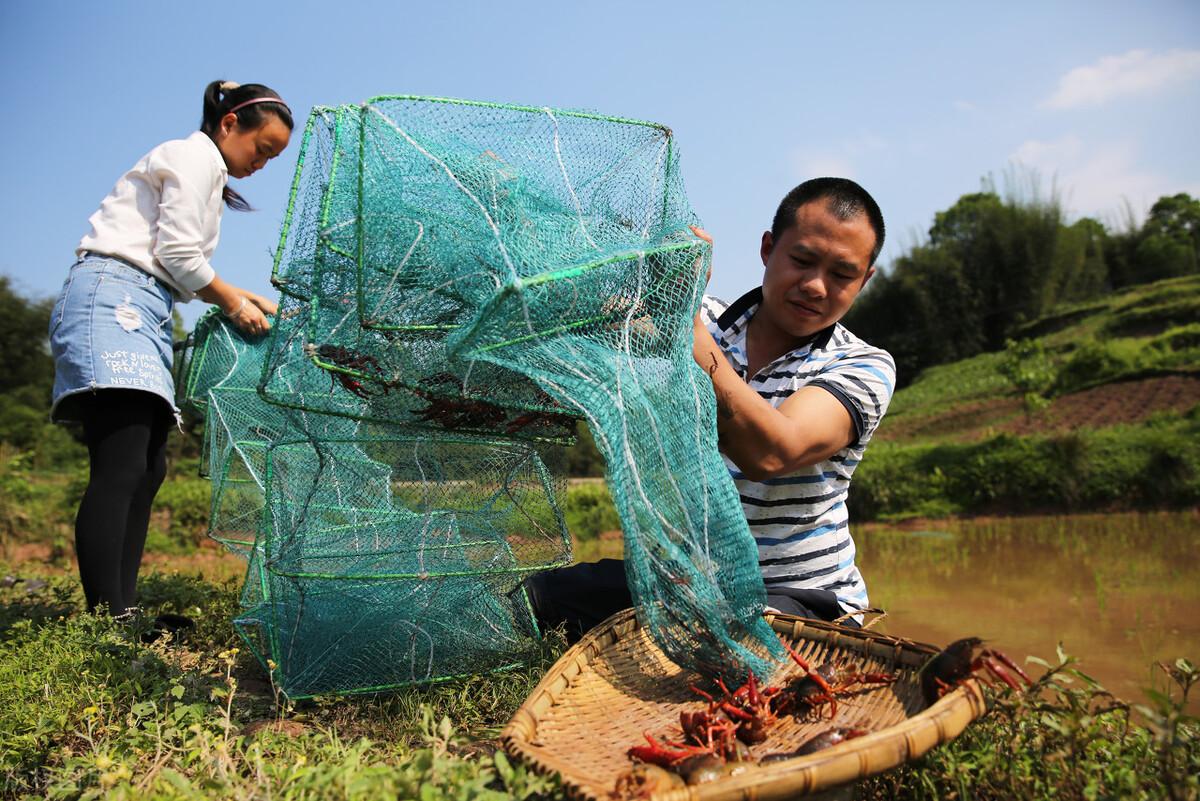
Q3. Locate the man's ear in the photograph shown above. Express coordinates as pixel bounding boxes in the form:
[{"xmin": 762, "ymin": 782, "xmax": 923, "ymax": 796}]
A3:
[
  {"xmin": 760, "ymin": 231, "xmax": 774, "ymax": 267},
  {"xmin": 861, "ymin": 266, "xmax": 876, "ymax": 289}
]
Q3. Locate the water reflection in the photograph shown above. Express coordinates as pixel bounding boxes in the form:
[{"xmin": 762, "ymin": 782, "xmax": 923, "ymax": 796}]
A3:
[{"xmin": 857, "ymin": 510, "xmax": 1200, "ymax": 713}]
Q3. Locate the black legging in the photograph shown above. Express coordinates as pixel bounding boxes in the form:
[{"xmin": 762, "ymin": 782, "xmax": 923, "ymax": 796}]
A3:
[{"xmin": 74, "ymin": 390, "xmax": 171, "ymax": 614}]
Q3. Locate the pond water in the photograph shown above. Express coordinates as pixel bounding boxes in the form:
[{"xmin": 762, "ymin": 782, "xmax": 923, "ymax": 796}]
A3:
[
  {"xmin": 576, "ymin": 510, "xmax": 1200, "ymax": 712},
  {"xmin": 856, "ymin": 510, "xmax": 1200, "ymax": 713}
]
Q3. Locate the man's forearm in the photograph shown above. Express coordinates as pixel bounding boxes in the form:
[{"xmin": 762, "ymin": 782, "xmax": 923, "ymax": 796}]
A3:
[
  {"xmin": 694, "ymin": 326, "xmax": 809, "ymax": 477},
  {"xmin": 693, "ymin": 319, "xmax": 854, "ymax": 479}
]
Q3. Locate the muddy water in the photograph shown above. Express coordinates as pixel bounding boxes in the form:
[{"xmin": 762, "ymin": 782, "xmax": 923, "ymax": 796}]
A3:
[
  {"xmin": 576, "ymin": 510, "xmax": 1200, "ymax": 712},
  {"xmin": 856, "ymin": 510, "xmax": 1200, "ymax": 712}
]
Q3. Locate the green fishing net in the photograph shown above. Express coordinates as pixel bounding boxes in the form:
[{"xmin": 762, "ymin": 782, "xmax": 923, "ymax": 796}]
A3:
[{"xmin": 180, "ymin": 96, "xmax": 781, "ymax": 697}]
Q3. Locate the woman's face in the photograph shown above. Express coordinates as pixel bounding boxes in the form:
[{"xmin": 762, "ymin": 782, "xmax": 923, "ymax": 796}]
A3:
[{"xmin": 213, "ymin": 112, "xmax": 291, "ymax": 179}]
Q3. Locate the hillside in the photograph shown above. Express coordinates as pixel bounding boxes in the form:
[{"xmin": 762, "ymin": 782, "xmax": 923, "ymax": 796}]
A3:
[
  {"xmin": 850, "ymin": 274, "xmax": 1200, "ymax": 520},
  {"xmin": 877, "ymin": 273, "xmax": 1200, "ymax": 445}
]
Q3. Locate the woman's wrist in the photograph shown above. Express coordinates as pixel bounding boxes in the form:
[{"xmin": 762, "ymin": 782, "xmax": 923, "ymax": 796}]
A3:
[{"xmin": 222, "ymin": 296, "xmax": 248, "ymax": 319}]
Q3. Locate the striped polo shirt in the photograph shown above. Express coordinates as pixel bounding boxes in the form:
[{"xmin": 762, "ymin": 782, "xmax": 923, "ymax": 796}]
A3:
[{"xmin": 701, "ymin": 288, "xmax": 896, "ymax": 615}]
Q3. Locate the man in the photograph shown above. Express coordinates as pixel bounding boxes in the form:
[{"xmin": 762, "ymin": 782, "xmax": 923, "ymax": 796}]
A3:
[{"xmin": 527, "ymin": 177, "xmax": 893, "ymax": 639}]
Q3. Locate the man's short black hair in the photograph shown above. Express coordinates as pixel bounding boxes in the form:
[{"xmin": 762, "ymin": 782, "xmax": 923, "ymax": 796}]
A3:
[{"xmin": 770, "ymin": 177, "xmax": 886, "ymax": 266}]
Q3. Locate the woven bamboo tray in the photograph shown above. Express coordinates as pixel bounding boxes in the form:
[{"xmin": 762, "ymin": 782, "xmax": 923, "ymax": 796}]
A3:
[{"xmin": 502, "ymin": 608, "xmax": 988, "ymax": 800}]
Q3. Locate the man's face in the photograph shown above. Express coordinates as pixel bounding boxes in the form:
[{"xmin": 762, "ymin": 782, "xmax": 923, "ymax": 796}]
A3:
[{"xmin": 759, "ymin": 200, "xmax": 876, "ymax": 340}]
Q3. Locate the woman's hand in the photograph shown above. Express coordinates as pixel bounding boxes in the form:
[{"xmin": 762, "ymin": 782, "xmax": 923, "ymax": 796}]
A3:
[
  {"xmin": 689, "ymin": 225, "xmax": 713, "ymax": 286},
  {"xmin": 223, "ymin": 295, "xmax": 271, "ymax": 336},
  {"xmin": 196, "ymin": 276, "xmax": 276, "ymax": 337},
  {"xmin": 689, "ymin": 225, "xmax": 716, "ymax": 367},
  {"xmin": 240, "ymin": 289, "xmax": 278, "ymax": 317}
]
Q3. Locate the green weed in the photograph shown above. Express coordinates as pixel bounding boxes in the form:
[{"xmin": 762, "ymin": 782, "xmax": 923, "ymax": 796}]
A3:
[
  {"xmin": 560, "ymin": 482, "xmax": 620, "ymax": 541},
  {"xmin": 859, "ymin": 648, "xmax": 1199, "ymax": 800}
]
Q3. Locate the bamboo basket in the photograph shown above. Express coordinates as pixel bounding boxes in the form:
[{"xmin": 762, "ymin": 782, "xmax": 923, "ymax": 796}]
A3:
[{"xmin": 502, "ymin": 608, "xmax": 987, "ymax": 800}]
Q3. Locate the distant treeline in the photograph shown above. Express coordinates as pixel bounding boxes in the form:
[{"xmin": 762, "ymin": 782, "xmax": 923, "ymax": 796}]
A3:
[{"xmin": 845, "ymin": 183, "xmax": 1200, "ymax": 386}]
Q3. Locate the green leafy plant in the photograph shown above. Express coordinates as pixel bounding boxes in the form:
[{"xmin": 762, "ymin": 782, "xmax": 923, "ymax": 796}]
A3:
[
  {"xmin": 560, "ymin": 482, "xmax": 620, "ymax": 541},
  {"xmin": 998, "ymin": 338, "xmax": 1055, "ymax": 417}
]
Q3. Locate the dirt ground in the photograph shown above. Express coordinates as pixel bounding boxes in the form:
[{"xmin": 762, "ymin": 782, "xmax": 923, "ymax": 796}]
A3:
[
  {"xmin": 1004, "ymin": 374, "xmax": 1200, "ymax": 435},
  {"xmin": 887, "ymin": 374, "xmax": 1200, "ymax": 442},
  {"xmin": 2, "ymin": 538, "xmax": 246, "ymax": 583}
]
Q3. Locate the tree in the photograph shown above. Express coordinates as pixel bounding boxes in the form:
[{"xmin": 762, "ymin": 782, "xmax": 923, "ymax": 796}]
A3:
[
  {"xmin": 0, "ymin": 275, "xmax": 54, "ymax": 398},
  {"xmin": 1132, "ymin": 193, "xmax": 1200, "ymax": 282},
  {"xmin": 997, "ymin": 338, "xmax": 1054, "ymax": 418},
  {"xmin": 846, "ymin": 246, "xmax": 984, "ymax": 387},
  {"xmin": 0, "ymin": 275, "xmax": 83, "ymax": 461},
  {"xmin": 1045, "ymin": 217, "xmax": 1109, "ymax": 306}
]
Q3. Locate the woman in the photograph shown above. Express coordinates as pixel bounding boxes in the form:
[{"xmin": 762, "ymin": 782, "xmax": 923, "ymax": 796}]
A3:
[{"xmin": 48, "ymin": 80, "xmax": 293, "ymax": 629}]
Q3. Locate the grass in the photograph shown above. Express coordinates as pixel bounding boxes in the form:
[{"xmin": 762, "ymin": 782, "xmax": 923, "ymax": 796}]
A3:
[
  {"xmin": 0, "ymin": 568, "xmax": 564, "ymax": 800},
  {"xmin": 0, "ymin": 560, "xmax": 1196, "ymax": 800}
]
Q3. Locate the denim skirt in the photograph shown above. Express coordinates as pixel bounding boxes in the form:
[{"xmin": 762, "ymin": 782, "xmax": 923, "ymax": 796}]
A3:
[{"xmin": 49, "ymin": 254, "xmax": 179, "ymax": 423}]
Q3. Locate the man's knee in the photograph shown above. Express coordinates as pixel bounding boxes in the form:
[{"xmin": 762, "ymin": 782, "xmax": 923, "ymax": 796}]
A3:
[{"xmin": 524, "ymin": 559, "xmax": 631, "ymax": 642}]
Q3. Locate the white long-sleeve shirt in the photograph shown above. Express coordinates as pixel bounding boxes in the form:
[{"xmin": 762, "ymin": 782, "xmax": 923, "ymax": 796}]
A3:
[{"xmin": 77, "ymin": 131, "xmax": 227, "ymax": 300}]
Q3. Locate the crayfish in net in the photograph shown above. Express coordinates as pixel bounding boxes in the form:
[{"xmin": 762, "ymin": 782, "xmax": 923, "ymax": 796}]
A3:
[
  {"xmin": 409, "ymin": 373, "xmax": 576, "ymax": 435},
  {"xmin": 919, "ymin": 637, "xmax": 1032, "ymax": 706},
  {"xmin": 305, "ymin": 343, "xmax": 389, "ymax": 400}
]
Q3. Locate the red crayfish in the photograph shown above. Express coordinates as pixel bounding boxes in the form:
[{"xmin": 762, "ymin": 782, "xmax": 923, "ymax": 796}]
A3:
[
  {"xmin": 622, "ymin": 638, "xmax": 847, "ymax": 786},
  {"xmin": 306, "ymin": 343, "xmax": 387, "ymax": 400},
  {"xmin": 919, "ymin": 637, "xmax": 1032, "ymax": 706},
  {"xmin": 772, "ymin": 653, "xmax": 897, "ymax": 720}
]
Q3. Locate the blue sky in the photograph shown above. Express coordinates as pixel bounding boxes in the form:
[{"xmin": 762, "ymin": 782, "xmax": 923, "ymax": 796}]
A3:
[{"xmin": 3, "ymin": 0, "xmax": 1198, "ymax": 326}]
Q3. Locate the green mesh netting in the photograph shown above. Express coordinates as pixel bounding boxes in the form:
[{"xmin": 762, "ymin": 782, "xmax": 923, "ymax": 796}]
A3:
[
  {"xmin": 180, "ymin": 310, "xmax": 568, "ymax": 697},
  {"xmin": 180, "ymin": 96, "xmax": 782, "ymax": 697}
]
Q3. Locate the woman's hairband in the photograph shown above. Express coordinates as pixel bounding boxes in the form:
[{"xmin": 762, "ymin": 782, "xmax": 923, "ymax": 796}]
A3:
[{"xmin": 227, "ymin": 96, "xmax": 291, "ymax": 116}]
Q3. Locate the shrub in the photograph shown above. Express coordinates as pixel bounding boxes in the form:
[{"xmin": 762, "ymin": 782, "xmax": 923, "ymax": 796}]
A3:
[
  {"xmin": 997, "ymin": 338, "xmax": 1055, "ymax": 416},
  {"xmin": 1103, "ymin": 296, "xmax": 1200, "ymax": 338},
  {"xmin": 1054, "ymin": 339, "xmax": 1139, "ymax": 394},
  {"xmin": 859, "ymin": 650, "xmax": 1200, "ymax": 800},
  {"xmin": 851, "ymin": 416, "xmax": 1200, "ymax": 519},
  {"xmin": 560, "ymin": 482, "xmax": 620, "ymax": 541},
  {"xmin": 151, "ymin": 478, "xmax": 212, "ymax": 552},
  {"xmin": 1148, "ymin": 322, "xmax": 1200, "ymax": 353}
]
